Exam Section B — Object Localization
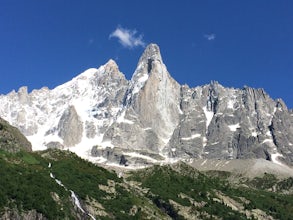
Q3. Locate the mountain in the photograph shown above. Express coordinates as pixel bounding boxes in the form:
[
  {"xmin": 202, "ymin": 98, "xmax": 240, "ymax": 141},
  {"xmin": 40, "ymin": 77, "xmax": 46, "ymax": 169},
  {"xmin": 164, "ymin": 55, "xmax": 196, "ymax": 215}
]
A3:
[{"xmin": 0, "ymin": 43, "xmax": 293, "ymax": 168}]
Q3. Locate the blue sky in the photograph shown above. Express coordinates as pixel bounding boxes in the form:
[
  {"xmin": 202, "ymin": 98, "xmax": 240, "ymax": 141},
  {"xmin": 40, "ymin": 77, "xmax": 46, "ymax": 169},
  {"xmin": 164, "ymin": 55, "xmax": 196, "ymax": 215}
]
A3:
[{"xmin": 0, "ymin": 1, "xmax": 292, "ymax": 108}]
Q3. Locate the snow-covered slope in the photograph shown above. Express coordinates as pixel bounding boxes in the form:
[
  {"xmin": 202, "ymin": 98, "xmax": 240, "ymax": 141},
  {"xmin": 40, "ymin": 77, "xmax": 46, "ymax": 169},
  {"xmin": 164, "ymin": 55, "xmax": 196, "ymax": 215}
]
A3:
[
  {"xmin": 1, "ymin": 44, "xmax": 293, "ymax": 169},
  {"xmin": 0, "ymin": 59, "xmax": 128, "ymax": 160}
]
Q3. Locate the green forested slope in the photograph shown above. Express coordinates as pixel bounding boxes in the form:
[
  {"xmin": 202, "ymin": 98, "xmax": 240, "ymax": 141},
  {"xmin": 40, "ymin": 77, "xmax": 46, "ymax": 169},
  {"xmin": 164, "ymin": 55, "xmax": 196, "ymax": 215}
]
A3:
[{"xmin": 1, "ymin": 148, "xmax": 293, "ymax": 219}]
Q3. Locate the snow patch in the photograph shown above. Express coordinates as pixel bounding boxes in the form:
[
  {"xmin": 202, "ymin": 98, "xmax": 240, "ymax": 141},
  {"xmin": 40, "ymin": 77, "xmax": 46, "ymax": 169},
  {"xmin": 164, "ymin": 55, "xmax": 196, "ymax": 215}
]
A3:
[
  {"xmin": 177, "ymin": 105, "xmax": 183, "ymax": 114},
  {"xmin": 143, "ymin": 127, "xmax": 152, "ymax": 131},
  {"xmin": 251, "ymin": 131, "xmax": 258, "ymax": 137},
  {"xmin": 203, "ymin": 137, "xmax": 208, "ymax": 147},
  {"xmin": 228, "ymin": 123, "xmax": 240, "ymax": 132},
  {"xmin": 181, "ymin": 133, "xmax": 201, "ymax": 140},
  {"xmin": 132, "ymin": 73, "xmax": 149, "ymax": 94},
  {"xmin": 105, "ymin": 162, "xmax": 149, "ymax": 170},
  {"xmin": 201, "ymin": 159, "xmax": 207, "ymax": 166},
  {"xmin": 266, "ymin": 131, "xmax": 272, "ymax": 136},
  {"xmin": 67, "ymin": 135, "xmax": 103, "ymax": 156},
  {"xmin": 87, "ymin": 156, "xmax": 108, "ymax": 164},
  {"xmin": 27, "ymin": 133, "xmax": 49, "ymax": 151},
  {"xmin": 227, "ymin": 99, "xmax": 234, "ymax": 109},
  {"xmin": 203, "ymin": 106, "xmax": 214, "ymax": 129},
  {"xmin": 75, "ymin": 68, "xmax": 98, "ymax": 82},
  {"xmin": 99, "ymin": 141, "xmax": 114, "ymax": 149},
  {"xmin": 161, "ymin": 155, "xmax": 180, "ymax": 165},
  {"xmin": 262, "ymin": 139, "xmax": 274, "ymax": 144},
  {"xmin": 122, "ymin": 152, "xmax": 159, "ymax": 163},
  {"xmin": 271, "ymin": 152, "xmax": 285, "ymax": 166},
  {"xmin": 161, "ymin": 137, "xmax": 171, "ymax": 145},
  {"xmin": 215, "ymin": 161, "xmax": 222, "ymax": 167},
  {"xmin": 116, "ymin": 111, "xmax": 134, "ymax": 124}
]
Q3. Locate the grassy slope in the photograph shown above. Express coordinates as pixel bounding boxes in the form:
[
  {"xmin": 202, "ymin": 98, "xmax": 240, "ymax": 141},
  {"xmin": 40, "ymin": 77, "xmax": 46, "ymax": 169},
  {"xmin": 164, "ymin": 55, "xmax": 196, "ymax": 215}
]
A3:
[
  {"xmin": 1, "ymin": 149, "xmax": 293, "ymax": 219},
  {"xmin": 128, "ymin": 163, "xmax": 293, "ymax": 219},
  {"xmin": 0, "ymin": 150, "xmax": 72, "ymax": 219},
  {"xmin": 0, "ymin": 149, "xmax": 165, "ymax": 219}
]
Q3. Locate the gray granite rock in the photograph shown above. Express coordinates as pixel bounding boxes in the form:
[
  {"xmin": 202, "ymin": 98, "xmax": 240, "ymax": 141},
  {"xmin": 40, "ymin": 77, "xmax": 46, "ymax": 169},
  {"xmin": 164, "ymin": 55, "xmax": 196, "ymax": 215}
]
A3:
[
  {"xmin": 102, "ymin": 44, "xmax": 180, "ymax": 154},
  {"xmin": 0, "ymin": 117, "xmax": 32, "ymax": 152},
  {"xmin": 45, "ymin": 141, "xmax": 64, "ymax": 149},
  {"xmin": 0, "ymin": 43, "xmax": 292, "ymax": 167},
  {"xmin": 58, "ymin": 106, "xmax": 83, "ymax": 147}
]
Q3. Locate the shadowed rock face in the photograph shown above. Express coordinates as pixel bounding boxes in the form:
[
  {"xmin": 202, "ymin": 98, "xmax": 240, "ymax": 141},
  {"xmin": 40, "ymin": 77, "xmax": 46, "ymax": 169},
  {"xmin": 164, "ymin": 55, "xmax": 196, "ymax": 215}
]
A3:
[
  {"xmin": 0, "ymin": 43, "xmax": 292, "ymax": 166},
  {"xmin": 0, "ymin": 117, "xmax": 32, "ymax": 152}
]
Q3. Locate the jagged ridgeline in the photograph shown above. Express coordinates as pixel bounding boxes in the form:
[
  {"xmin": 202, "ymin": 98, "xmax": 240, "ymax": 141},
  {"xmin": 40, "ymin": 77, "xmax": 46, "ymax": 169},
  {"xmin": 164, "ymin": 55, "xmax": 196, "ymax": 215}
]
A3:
[
  {"xmin": 0, "ymin": 148, "xmax": 293, "ymax": 219},
  {"xmin": 1, "ymin": 42, "xmax": 293, "ymax": 219},
  {"xmin": 0, "ymin": 43, "xmax": 292, "ymax": 167}
]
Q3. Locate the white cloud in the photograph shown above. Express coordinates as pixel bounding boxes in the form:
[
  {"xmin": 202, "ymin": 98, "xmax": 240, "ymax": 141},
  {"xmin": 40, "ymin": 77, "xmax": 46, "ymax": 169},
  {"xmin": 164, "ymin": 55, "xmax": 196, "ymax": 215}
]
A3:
[
  {"xmin": 109, "ymin": 26, "xmax": 145, "ymax": 48},
  {"xmin": 204, "ymin": 33, "xmax": 216, "ymax": 41}
]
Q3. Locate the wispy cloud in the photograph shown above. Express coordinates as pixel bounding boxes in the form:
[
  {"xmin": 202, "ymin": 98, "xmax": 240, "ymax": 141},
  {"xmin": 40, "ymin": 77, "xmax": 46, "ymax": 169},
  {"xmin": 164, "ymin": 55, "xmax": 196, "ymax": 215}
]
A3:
[
  {"xmin": 204, "ymin": 33, "xmax": 216, "ymax": 41},
  {"xmin": 109, "ymin": 26, "xmax": 145, "ymax": 49}
]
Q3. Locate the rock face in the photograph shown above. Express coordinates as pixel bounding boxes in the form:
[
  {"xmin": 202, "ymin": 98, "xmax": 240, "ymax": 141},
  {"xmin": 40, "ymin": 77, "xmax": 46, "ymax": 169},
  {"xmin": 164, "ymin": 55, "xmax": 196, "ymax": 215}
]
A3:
[
  {"xmin": 103, "ymin": 44, "xmax": 180, "ymax": 153},
  {"xmin": 58, "ymin": 106, "xmax": 83, "ymax": 147},
  {"xmin": 0, "ymin": 117, "xmax": 32, "ymax": 152},
  {"xmin": 0, "ymin": 43, "xmax": 292, "ymax": 166},
  {"xmin": 1, "ymin": 209, "xmax": 46, "ymax": 220},
  {"xmin": 167, "ymin": 83, "xmax": 293, "ymax": 166}
]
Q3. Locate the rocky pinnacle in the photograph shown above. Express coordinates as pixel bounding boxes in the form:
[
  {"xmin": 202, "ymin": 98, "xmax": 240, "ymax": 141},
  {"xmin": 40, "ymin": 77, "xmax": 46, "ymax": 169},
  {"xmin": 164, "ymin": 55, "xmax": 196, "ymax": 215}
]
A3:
[{"xmin": 0, "ymin": 44, "xmax": 292, "ymax": 167}]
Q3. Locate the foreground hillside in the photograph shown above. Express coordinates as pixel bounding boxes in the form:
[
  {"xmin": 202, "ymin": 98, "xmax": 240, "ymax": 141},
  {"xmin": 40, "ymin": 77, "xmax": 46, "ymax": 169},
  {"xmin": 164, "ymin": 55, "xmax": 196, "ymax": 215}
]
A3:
[
  {"xmin": 1, "ymin": 149, "xmax": 293, "ymax": 220},
  {"xmin": 0, "ymin": 117, "xmax": 32, "ymax": 153}
]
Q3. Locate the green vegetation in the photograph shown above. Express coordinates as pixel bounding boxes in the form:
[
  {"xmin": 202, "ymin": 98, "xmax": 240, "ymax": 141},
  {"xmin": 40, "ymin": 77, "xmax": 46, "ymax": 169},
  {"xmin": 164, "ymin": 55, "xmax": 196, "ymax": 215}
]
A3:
[
  {"xmin": 277, "ymin": 177, "xmax": 293, "ymax": 191},
  {"xmin": 17, "ymin": 151, "xmax": 40, "ymax": 165},
  {"xmin": 0, "ymin": 118, "xmax": 32, "ymax": 152},
  {"xmin": 248, "ymin": 172, "xmax": 278, "ymax": 190},
  {"xmin": 48, "ymin": 150, "xmax": 141, "ymax": 219},
  {"xmin": 1, "ymin": 148, "xmax": 293, "ymax": 219},
  {"xmin": 0, "ymin": 150, "xmax": 72, "ymax": 219},
  {"xmin": 129, "ymin": 164, "xmax": 247, "ymax": 219}
]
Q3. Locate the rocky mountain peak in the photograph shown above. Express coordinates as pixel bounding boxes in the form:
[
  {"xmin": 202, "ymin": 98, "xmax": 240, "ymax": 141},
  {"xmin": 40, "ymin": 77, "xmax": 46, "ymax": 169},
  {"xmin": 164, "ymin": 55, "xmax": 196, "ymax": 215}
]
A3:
[
  {"xmin": 130, "ymin": 43, "xmax": 175, "ymax": 93},
  {"xmin": 132, "ymin": 43, "xmax": 163, "ymax": 78},
  {"xmin": 96, "ymin": 59, "xmax": 126, "ymax": 86},
  {"xmin": 0, "ymin": 43, "xmax": 293, "ymax": 169},
  {"xmin": 138, "ymin": 43, "xmax": 162, "ymax": 65},
  {"xmin": 104, "ymin": 59, "xmax": 120, "ymax": 74}
]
